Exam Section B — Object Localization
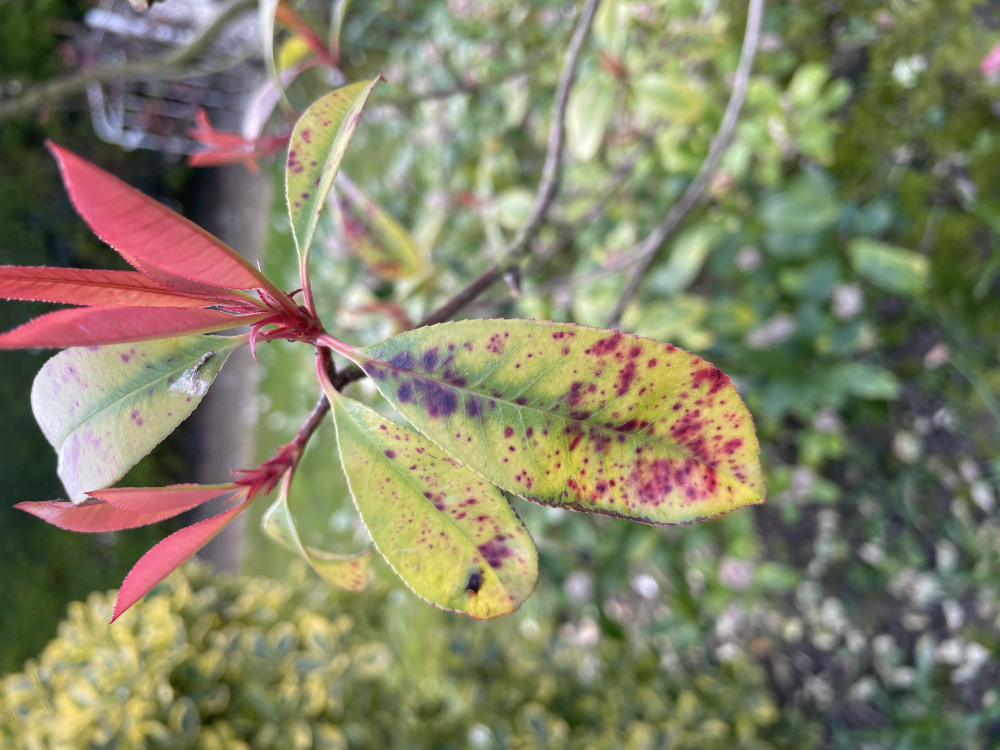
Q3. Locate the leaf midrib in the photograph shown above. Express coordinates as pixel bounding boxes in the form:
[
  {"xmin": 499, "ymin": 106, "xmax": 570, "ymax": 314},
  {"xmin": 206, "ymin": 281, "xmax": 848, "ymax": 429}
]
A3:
[{"xmin": 57, "ymin": 340, "xmax": 232, "ymax": 445}]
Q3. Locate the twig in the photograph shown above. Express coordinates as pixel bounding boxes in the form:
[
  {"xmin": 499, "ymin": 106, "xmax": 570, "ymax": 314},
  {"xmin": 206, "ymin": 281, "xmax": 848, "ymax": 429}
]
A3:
[
  {"xmin": 290, "ymin": 0, "xmax": 601, "ymax": 450},
  {"xmin": 0, "ymin": 0, "xmax": 256, "ymax": 122},
  {"xmin": 604, "ymin": 0, "xmax": 765, "ymax": 328}
]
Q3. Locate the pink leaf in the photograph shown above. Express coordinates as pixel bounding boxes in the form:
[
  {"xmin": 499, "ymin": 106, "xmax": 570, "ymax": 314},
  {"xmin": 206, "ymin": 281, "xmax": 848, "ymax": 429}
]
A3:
[
  {"xmin": 111, "ymin": 501, "xmax": 246, "ymax": 622},
  {"xmin": 47, "ymin": 142, "xmax": 277, "ymax": 294},
  {"xmin": 0, "ymin": 306, "xmax": 269, "ymax": 349},
  {"xmin": 15, "ymin": 498, "xmax": 200, "ymax": 532},
  {"xmin": 0, "ymin": 266, "xmax": 225, "ymax": 308},
  {"xmin": 88, "ymin": 483, "xmax": 238, "ymax": 513}
]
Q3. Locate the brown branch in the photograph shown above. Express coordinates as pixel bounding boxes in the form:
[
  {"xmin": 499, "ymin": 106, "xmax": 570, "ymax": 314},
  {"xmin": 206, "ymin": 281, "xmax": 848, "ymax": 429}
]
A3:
[
  {"xmin": 603, "ymin": 0, "xmax": 765, "ymax": 328},
  {"xmin": 0, "ymin": 0, "xmax": 255, "ymax": 122}
]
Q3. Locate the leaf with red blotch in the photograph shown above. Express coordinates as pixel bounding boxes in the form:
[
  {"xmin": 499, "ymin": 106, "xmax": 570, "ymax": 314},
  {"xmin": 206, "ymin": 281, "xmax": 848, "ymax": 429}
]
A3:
[
  {"xmin": 32, "ymin": 335, "xmax": 245, "ymax": 503},
  {"xmin": 286, "ymin": 78, "xmax": 382, "ymax": 260},
  {"xmin": 15, "ymin": 497, "xmax": 204, "ymax": 532},
  {"xmin": 0, "ymin": 267, "xmax": 230, "ymax": 308},
  {"xmin": 328, "ymin": 319, "xmax": 765, "ymax": 526},
  {"xmin": 111, "ymin": 500, "xmax": 247, "ymax": 622},
  {"xmin": 89, "ymin": 483, "xmax": 238, "ymax": 513},
  {"xmin": 47, "ymin": 141, "xmax": 279, "ymax": 297},
  {"xmin": 0, "ymin": 306, "xmax": 269, "ymax": 350},
  {"xmin": 320, "ymin": 369, "xmax": 537, "ymax": 619}
]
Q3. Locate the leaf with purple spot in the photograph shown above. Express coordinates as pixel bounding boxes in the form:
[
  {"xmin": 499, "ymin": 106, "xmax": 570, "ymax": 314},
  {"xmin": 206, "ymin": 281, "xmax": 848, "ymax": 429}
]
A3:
[
  {"xmin": 262, "ymin": 472, "xmax": 372, "ymax": 592},
  {"xmin": 319, "ymin": 374, "xmax": 537, "ymax": 619},
  {"xmin": 286, "ymin": 78, "xmax": 382, "ymax": 261},
  {"xmin": 329, "ymin": 319, "xmax": 765, "ymax": 526},
  {"xmin": 32, "ymin": 334, "xmax": 243, "ymax": 503}
]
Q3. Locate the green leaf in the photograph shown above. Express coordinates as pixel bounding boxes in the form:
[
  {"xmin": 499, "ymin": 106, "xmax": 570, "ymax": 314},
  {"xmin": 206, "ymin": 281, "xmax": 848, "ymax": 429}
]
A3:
[
  {"xmin": 633, "ymin": 73, "xmax": 706, "ymax": 124},
  {"xmin": 323, "ymin": 388, "xmax": 538, "ymax": 619},
  {"xmin": 259, "ymin": 0, "xmax": 284, "ymax": 108},
  {"xmin": 567, "ymin": 72, "xmax": 615, "ymax": 162},
  {"xmin": 335, "ymin": 320, "xmax": 765, "ymax": 526},
  {"xmin": 262, "ymin": 478, "xmax": 371, "ymax": 592},
  {"xmin": 832, "ymin": 362, "xmax": 901, "ymax": 400},
  {"xmin": 846, "ymin": 238, "xmax": 929, "ymax": 297},
  {"xmin": 656, "ymin": 223, "xmax": 724, "ymax": 296},
  {"xmin": 286, "ymin": 78, "xmax": 382, "ymax": 261},
  {"xmin": 328, "ymin": 0, "xmax": 351, "ymax": 63},
  {"xmin": 31, "ymin": 335, "xmax": 242, "ymax": 503},
  {"xmin": 761, "ymin": 171, "xmax": 839, "ymax": 235},
  {"xmin": 335, "ymin": 176, "xmax": 426, "ymax": 280}
]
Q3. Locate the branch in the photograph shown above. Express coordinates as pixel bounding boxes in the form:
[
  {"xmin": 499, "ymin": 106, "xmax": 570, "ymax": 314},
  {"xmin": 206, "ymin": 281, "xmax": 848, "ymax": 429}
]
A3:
[
  {"xmin": 0, "ymin": 0, "xmax": 255, "ymax": 122},
  {"xmin": 604, "ymin": 0, "xmax": 765, "ymax": 328}
]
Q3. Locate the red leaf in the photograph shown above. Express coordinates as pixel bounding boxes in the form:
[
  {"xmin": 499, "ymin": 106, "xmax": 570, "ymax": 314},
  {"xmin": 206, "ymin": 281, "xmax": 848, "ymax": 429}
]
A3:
[
  {"xmin": 89, "ymin": 484, "xmax": 237, "ymax": 513},
  {"xmin": 15, "ymin": 498, "xmax": 199, "ymax": 532},
  {"xmin": 0, "ymin": 266, "xmax": 225, "ymax": 308},
  {"xmin": 0, "ymin": 306, "xmax": 269, "ymax": 349},
  {"xmin": 47, "ymin": 142, "xmax": 277, "ymax": 294},
  {"xmin": 111, "ymin": 501, "xmax": 246, "ymax": 622}
]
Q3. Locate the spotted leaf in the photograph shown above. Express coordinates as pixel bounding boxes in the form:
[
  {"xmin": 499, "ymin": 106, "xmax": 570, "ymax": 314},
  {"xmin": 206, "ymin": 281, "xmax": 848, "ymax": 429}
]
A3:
[
  {"xmin": 32, "ymin": 335, "xmax": 243, "ymax": 503},
  {"xmin": 286, "ymin": 78, "xmax": 382, "ymax": 259},
  {"xmin": 333, "ymin": 320, "xmax": 764, "ymax": 526},
  {"xmin": 320, "ymin": 375, "xmax": 537, "ymax": 619},
  {"xmin": 262, "ymin": 473, "xmax": 371, "ymax": 592}
]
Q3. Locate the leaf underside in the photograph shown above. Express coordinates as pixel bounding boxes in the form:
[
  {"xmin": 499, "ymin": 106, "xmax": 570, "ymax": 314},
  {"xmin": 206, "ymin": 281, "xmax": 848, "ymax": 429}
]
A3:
[
  {"xmin": 32, "ymin": 335, "xmax": 242, "ymax": 503},
  {"xmin": 348, "ymin": 319, "xmax": 765, "ymax": 526},
  {"xmin": 0, "ymin": 267, "xmax": 219, "ymax": 308},
  {"xmin": 327, "ymin": 390, "xmax": 538, "ymax": 619}
]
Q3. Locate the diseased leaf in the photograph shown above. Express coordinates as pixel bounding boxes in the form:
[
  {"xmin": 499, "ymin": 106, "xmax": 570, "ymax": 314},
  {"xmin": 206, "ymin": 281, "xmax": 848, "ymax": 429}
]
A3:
[
  {"xmin": 286, "ymin": 79, "xmax": 382, "ymax": 259},
  {"xmin": 89, "ymin": 483, "xmax": 237, "ymax": 513},
  {"xmin": 15, "ymin": 498, "xmax": 201, "ymax": 533},
  {"xmin": 0, "ymin": 306, "xmax": 267, "ymax": 350},
  {"xmin": 48, "ymin": 142, "xmax": 276, "ymax": 295},
  {"xmin": 32, "ymin": 335, "xmax": 244, "ymax": 503},
  {"xmin": 335, "ymin": 176, "xmax": 425, "ymax": 280},
  {"xmin": 320, "ymin": 377, "xmax": 537, "ymax": 618},
  {"xmin": 262, "ymin": 476, "xmax": 371, "ymax": 592},
  {"xmin": 334, "ymin": 320, "xmax": 764, "ymax": 526},
  {"xmin": 111, "ymin": 501, "xmax": 247, "ymax": 622},
  {"xmin": 0, "ymin": 267, "xmax": 222, "ymax": 308}
]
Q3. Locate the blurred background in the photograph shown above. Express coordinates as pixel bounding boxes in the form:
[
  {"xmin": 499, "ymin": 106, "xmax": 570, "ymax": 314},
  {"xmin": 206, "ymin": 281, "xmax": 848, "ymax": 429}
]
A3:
[{"xmin": 2, "ymin": 0, "xmax": 1000, "ymax": 747}]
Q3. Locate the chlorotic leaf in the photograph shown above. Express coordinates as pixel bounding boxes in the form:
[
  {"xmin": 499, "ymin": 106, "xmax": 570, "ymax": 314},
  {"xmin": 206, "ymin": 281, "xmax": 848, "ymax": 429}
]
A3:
[
  {"xmin": 335, "ymin": 176, "xmax": 425, "ymax": 280},
  {"xmin": 89, "ymin": 483, "xmax": 238, "ymax": 513},
  {"xmin": 0, "ymin": 267, "xmax": 224, "ymax": 308},
  {"xmin": 335, "ymin": 320, "xmax": 764, "ymax": 526},
  {"xmin": 0, "ymin": 306, "xmax": 267, "ymax": 350},
  {"xmin": 48, "ymin": 142, "xmax": 276, "ymax": 295},
  {"xmin": 32, "ymin": 335, "xmax": 244, "ymax": 503},
  {"xmin": 111, "ymin": 501, "xmax": 247, "ymax": 622},
  {"xmin": 320, "ymin": 377, "xmax": 538, "ymax": 618},
  {"xmin": 262, "ymin": 480, "xmax": 371, "ymax": 592},
  {"xmin": 15, "ymin": 497, "xmax": 202, "ymax": 533},
  {"xmin": 286, "ymin": 78, "xmax": 382, "ymax": 259}
]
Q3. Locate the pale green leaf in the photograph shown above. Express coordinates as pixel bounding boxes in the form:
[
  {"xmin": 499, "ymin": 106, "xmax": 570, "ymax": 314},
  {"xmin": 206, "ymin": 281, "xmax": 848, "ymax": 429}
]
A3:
[
  {"xmin": 323, "ymin": 388, "xmax": 538, "ymax": 619},
  {"xmin": 335, "ymin": 176, "xmax": 426, "ymax": 280},
  {"xmin": 32, "ymin": 335, "xmax": 242, "ymax": 503},
  {"xmin": 334, "ymin": 320, "xmax": 765, "ymax": 526},
  {"xmin": 567, "ymin": 73, "xmax": 615, "ymax": 162},
  {"xmin": 633, "ymin": 73, "xmax": 706, "ymax": 124},
  {"xmin": 286, "ymin": 78, "xmax": 382, "ymax": 260},
  {"xmin": 847, "ymin": 238, "xmax": 929, "ymax": 297},
  {"xmin": 262, "ymin": 482, "xmax": 371, "ymax": 592}
]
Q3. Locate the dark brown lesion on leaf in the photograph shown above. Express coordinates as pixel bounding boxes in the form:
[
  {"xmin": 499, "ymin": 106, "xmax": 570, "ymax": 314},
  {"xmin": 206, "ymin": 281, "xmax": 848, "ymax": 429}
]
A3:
[{"xmin": 466, "ymin": 569, "xmax": 483, "ymax": 595}]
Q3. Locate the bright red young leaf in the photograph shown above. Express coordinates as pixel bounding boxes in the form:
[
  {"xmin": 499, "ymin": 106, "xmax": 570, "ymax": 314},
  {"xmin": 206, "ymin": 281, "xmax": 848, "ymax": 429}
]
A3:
[
  {"xmin": 47, "ymin": 142, "xmax": 282, "ymax": 297},
  {"xmin": 89, "ymin": 484, "xmax": 238, "ymax": 513},
  {"xmin": 0, "ymin": 306, "xmax": 270, "ymax": 349},
  {"xmin": 111, "ymin": 499, "xmax": 248, "ymax": 622},
  {"xmin": 188, "ymin": 109, "xmax": 291, "ymax": 172},
  {"xmin": 0, "ymin": 267, "xmax": 225, "ymax": 308},
  {"xmin": 15, "ymin": 497, "xmax": 204, "ymax": 532}
]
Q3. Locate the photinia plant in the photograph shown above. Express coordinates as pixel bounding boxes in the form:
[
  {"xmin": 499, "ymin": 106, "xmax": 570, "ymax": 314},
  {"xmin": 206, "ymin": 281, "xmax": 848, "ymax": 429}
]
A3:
[{"xmin": 2, "ymin": 26, "xmax": 765, "ymax": 622}]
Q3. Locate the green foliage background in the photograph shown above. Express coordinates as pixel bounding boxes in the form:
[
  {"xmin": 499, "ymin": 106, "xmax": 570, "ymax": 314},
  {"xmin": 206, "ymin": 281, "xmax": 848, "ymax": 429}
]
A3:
[{"xmin": 3, "ymin": 0, "xmax": 1000, "ymax": 747}]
